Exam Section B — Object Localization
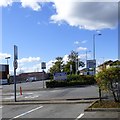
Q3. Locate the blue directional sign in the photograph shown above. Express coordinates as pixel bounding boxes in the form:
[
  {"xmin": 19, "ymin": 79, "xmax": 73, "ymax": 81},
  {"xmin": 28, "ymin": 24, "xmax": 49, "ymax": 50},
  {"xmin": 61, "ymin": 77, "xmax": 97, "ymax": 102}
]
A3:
[{"xmin": 53, "ymin": 72, "xmax": 67, "ymax": 81}]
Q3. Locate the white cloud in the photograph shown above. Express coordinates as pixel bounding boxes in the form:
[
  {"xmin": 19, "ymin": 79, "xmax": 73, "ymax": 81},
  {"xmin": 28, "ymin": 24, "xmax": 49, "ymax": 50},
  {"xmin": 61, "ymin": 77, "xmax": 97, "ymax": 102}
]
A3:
[
  {"xmin": 21, "ymin": 0, "xmax": 41, "ymax": 11},
  {"xmin": 63, "ymin": 54, "xmax": 69, "ymax": 64},
  {"xmin": 1, "ymin": 1, "xmax": 118, "ymax": 30},
  {"xmin": 20, "ymin": 0, "xmax": 52, "ymax": 11},
  {"xmin": 74, "ymin": 41, "xmax": 79, "ymax": 45},
  {"xmin": 50, "ymin": 1, "xmax": 118, "ymax": 30},
  {"xmin": 0, "ymin": 53, "xmax": 11, "ymax": 60},
  {"xmin": 76, "ymin": 47, "xmax": 87, "ymax": 52},
  {"xmin": 0, "ymin": 0, "xmax": 13, "ymax": 7},
  {"xmin": 81, "ymin": 40, "xmax": 87, "ymax": 44},
  {"xmin": 18, "ymin": 57, "xmax": 40, "ymax": 63}
]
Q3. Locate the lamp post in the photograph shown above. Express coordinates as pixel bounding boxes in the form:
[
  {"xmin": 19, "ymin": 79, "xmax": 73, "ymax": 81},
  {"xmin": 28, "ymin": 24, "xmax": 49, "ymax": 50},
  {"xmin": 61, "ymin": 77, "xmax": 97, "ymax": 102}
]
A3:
[
  {"xmin": 5, "ymin": 56, "xmax": 10, "ymax": 65},
  {"xmin": 93, "ymin": 33, "xmax": 102, "ymax": 75},
  {"xmin": 93, "ymin": 33, "xmax": 102, "ymax": 101}
]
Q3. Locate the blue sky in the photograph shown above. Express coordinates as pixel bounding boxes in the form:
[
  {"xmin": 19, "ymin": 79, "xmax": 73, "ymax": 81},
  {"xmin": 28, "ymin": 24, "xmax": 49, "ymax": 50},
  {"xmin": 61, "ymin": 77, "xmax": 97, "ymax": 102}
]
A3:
[{"xmin": 0, "ymin": 1, "xmax": 119, "ymax": 74}]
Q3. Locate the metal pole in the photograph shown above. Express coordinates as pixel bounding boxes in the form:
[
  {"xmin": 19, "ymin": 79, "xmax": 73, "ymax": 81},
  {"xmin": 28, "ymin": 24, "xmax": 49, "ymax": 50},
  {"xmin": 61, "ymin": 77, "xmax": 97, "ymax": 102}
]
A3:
[
  {"xmin": 7, "ymin": 59, "xmax": 8, "ymax": 65},
  {"xmin": 76, "ymin": 57, "xmax": 78, "ymax": 75},
  {"xmin": 93, "ymin": 33, "xmax": 102, "ymax": 101},
  {"xmin": 93, "ymin": 34, "xmax": 96, "ymax": 75},
  {"xmin": 93, "ymin": 34, "xmax": 95, "ymax": 60},
  {"xmin": 13, "ymin": 45, "xmax": 18, "ymax": 102},
  {"xmin": 14, "ymin": 62, "xmax": 17, "ymax": 102},
  {"xmin": 43, "ymin": 70, "xmax": 44, "ymax": 88}
]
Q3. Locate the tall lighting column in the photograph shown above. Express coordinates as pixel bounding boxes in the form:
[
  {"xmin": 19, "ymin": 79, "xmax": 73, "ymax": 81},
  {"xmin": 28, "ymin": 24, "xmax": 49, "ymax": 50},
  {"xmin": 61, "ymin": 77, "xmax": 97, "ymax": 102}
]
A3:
[
  {"xmin": 93, "ymin": 33, "xmax": 102, "ymax": 75},
  {"xmin": 93, "ymin": 32, "xmax": 102, "ymax": 101},
  {"xmin": 5, "ymin": 57, "xmax": 10, "ymax": 65}
]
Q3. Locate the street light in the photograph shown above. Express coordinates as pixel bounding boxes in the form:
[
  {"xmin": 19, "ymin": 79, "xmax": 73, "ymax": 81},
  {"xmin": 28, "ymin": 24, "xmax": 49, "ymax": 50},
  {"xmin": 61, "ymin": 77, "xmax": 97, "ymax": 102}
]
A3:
[
  {"xmin": 93, "ymin": 33, "xmax": 102, "ymax": 102},
  {"xmin": 93, "ymin": 33, "xmax": 102, "ymax": 60},
  {"xmin": 93, "ymin": 33, "xmax": 102, "ymax": 75},
  {"xmin": 5, "ymin": 56, "xmax": 10, "ymax": 65}
]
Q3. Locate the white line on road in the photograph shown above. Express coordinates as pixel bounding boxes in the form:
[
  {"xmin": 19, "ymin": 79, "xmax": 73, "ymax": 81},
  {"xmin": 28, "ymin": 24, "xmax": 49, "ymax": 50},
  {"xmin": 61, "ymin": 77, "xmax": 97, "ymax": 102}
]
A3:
[
  {"xmin": 75, "ymin": 113, "xmax": 84, "ymax": 120},
  {"xmin": 24, "ymin": 95, "xmax": 39, "ymax": 99},
  {"xmin": 10, "ymin": 106, "xmax": 43, "ymax": 120},
  {"xmin": 0, "ymin": 106, "xmax": 3, "ymax": 109}
]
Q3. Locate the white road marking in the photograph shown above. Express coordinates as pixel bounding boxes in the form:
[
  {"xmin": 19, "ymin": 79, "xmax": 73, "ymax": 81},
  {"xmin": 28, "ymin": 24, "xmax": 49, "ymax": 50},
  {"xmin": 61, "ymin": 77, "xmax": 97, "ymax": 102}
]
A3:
[
  {"xmin": 3, "ymin": 96, "xmax": 21, "ymax": 100},
  {"xmin": 0, "ymin": 106, "xmax": 3, "ymax": 109},
  {"xmin": 10, "ymin": 106, "xmax": 43, "ymax": 120},
  {"xmin": 75, "ymin": 113, "xmax": 84, "ymax": 120},
  {"xmin": 25, "ymin": 95, "xmax": 39, "ymax": 99}
]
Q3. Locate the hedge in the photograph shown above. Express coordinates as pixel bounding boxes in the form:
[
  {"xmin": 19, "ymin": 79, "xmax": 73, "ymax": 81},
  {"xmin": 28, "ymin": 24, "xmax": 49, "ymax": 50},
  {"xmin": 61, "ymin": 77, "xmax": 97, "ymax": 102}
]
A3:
[{"xmin": 46, "ymin": 75, "xmax": 96, "ymax": 88}]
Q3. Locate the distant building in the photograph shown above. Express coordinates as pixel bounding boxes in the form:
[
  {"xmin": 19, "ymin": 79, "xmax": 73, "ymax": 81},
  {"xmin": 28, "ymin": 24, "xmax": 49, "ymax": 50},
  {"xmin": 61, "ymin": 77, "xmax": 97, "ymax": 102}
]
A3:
[
  {"xmin": 96, "ymin": 60, "xmax": 113, "ymax": 73},
  {"xmin": 79, "ymin": 68, "xmax": 94, "ymax": 75},
  {"xmin": 0, "ymin": 64, "xmax": 9, "ymax": 84},
  {"xmin": 10, "ymin": 72, "xmax": 50, "ymax": 83},
  {"xmin": 96, "ymin": 60, "xmax": 120, "ymax": 73}
]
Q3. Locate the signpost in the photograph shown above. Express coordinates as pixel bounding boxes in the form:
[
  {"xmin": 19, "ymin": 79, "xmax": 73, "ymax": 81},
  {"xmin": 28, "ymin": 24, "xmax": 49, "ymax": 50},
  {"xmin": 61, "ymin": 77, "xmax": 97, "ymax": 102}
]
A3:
[
  {"xmin": 41, "ymin": 62, "xmax": 46, "ymax": 88},
  {"xmin": 87, "ymin": 60, "xmax": 96, "ymax": 68},
  {"xmin": 13, "ymin": 45, "xmax": 18, "ymax": 102}
]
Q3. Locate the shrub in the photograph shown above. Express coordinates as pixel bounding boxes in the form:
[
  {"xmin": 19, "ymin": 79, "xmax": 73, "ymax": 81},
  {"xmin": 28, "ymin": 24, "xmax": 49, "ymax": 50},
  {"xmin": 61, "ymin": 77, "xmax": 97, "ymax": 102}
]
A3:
[
  {"xmin": 46, "ymin": 75, "xmax": 96, "ymax": 88},
  {"xmin": 96, "ymin": 67, "xmax": 120, "ymax": 102}
]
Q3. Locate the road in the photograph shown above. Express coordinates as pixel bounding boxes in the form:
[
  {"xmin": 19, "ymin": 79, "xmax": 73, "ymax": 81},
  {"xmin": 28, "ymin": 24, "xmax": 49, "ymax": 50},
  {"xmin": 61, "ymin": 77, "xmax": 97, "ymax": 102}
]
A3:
[
  {"xmin": 2, "ymin": 104, "xmax": 89, "ymax": 119},
  {"xmin": 1, "ymin": 80, "xmax": 100, "ymax": 119},
  {"xmin": 2, "ymin": 80, "xmax": 99, "ymax": 100}
]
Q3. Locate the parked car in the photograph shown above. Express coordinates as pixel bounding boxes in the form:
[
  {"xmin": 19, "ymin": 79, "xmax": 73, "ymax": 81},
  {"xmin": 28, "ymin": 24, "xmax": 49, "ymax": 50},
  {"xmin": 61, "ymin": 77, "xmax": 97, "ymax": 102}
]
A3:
[{"xmin": 26, "ymin": 77, "xmax": 36, "ymax": 82}]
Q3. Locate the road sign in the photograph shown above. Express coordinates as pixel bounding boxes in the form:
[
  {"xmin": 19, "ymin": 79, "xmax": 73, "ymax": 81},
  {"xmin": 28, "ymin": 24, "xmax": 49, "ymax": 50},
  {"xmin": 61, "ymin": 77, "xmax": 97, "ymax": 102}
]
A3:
[
  {"xmin": 87, "ymin": 60, "xmax": 96, "ymax": 68},
  {"xmin": 13, "ymin": 60, "xmax": 18, "ymax": 69},
  {"xmin": 14, "ymin": 45, "xmax": 18, "ymax": 60},
  {"xmin": 41, "ymin": 62, "xmax": 46, "ymax": 69},
  {"xmin": 54, "ymin": 72, "xmax": 67, "ymax": 81}
]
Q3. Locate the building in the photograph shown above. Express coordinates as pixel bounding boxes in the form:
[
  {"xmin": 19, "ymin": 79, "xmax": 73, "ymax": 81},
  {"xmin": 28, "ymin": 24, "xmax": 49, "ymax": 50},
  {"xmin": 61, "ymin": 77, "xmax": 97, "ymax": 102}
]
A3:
[
  {"xmin": 0, "ymin": 64, "xmax": 9, "ymax": 84},
  {"xmin": 96, "ymin": 60, "xmax": 120, "ymax": 73},
  {"xmin": 79, "ymin": 68, "xmax": 94, "ymax": 75},
  {"xmin": 18, "ymin": 72, "xmax": 49, "ymax": 82},
  {"xmin": 96, "ymin": 60, "xmax": 113, "ymax": 73}
]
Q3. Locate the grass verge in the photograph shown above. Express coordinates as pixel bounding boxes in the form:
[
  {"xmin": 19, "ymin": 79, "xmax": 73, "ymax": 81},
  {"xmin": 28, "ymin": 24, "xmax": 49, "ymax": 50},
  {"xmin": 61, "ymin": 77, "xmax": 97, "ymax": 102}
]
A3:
[{"xmin": 90, "ymin": 100, "xmax": 120, "ymax": 108}]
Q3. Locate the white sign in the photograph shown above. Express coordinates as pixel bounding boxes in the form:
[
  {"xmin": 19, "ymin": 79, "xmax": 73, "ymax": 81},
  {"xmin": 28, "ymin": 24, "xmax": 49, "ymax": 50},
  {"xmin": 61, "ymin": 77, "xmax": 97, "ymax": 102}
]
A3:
[
  {"xmin": 87, "ymin": 60, "xmax": 96, "ymax": 68},
  {"xmin": 54, "ymin": 72, "xmax": 67, "ymax": 81}
]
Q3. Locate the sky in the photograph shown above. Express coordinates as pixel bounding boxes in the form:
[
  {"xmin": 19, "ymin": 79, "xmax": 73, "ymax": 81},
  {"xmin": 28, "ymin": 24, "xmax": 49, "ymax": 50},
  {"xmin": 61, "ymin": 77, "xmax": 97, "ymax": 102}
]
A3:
[{"xmin": 0, "ymin": 0, "xmax": 119, "ymax": 75}]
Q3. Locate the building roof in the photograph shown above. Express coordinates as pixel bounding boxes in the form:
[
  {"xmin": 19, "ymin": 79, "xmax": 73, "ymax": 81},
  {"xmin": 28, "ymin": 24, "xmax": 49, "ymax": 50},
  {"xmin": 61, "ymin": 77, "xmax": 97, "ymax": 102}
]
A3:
[
  {"xmin": 98, "ymin": 60, "xmax": 113, "ymax": 67},
  {"xmin": 109, "ymin": 60, "xmax": 120, "ymax": 66}
]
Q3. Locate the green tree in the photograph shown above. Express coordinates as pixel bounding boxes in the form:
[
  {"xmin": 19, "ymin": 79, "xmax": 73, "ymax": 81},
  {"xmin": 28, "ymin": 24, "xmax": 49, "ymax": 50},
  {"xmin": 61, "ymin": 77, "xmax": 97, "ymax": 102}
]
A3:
[
  {"xmin": 96, "ymin": 66, "xmax": 120, "ymax": 102},
  {"xmin": 64, "ymin": 51, "xmax": 85, "ymax": 74},
  {"xmin": 49, "ymin": 57, "xmax": 63, "ymax": 74}
]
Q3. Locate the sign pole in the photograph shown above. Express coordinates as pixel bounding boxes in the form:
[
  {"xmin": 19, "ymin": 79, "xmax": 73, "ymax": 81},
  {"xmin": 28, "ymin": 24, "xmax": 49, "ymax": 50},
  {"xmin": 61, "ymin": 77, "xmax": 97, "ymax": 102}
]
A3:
[
  {"xmin": 14, "ymin": 63, "xmax": 17, "ymax": 102},
  {"xmin": 43, "ymin": 70, "xmax": 44, "ymax": 88},
  {"xmin": 13, "ymin": 45, "xmax": 18, "ymax": 102},
  {"xmin": 41, "ymin": 62, "xmax": 46, "ymax": 89}
]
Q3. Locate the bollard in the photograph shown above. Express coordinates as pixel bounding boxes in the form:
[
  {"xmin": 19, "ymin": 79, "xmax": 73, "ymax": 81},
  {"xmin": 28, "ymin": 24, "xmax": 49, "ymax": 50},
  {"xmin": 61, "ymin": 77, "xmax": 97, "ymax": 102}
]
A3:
[{"xmin": 20, "ymin": 86, "xmax": 22, "ymax": 95}]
